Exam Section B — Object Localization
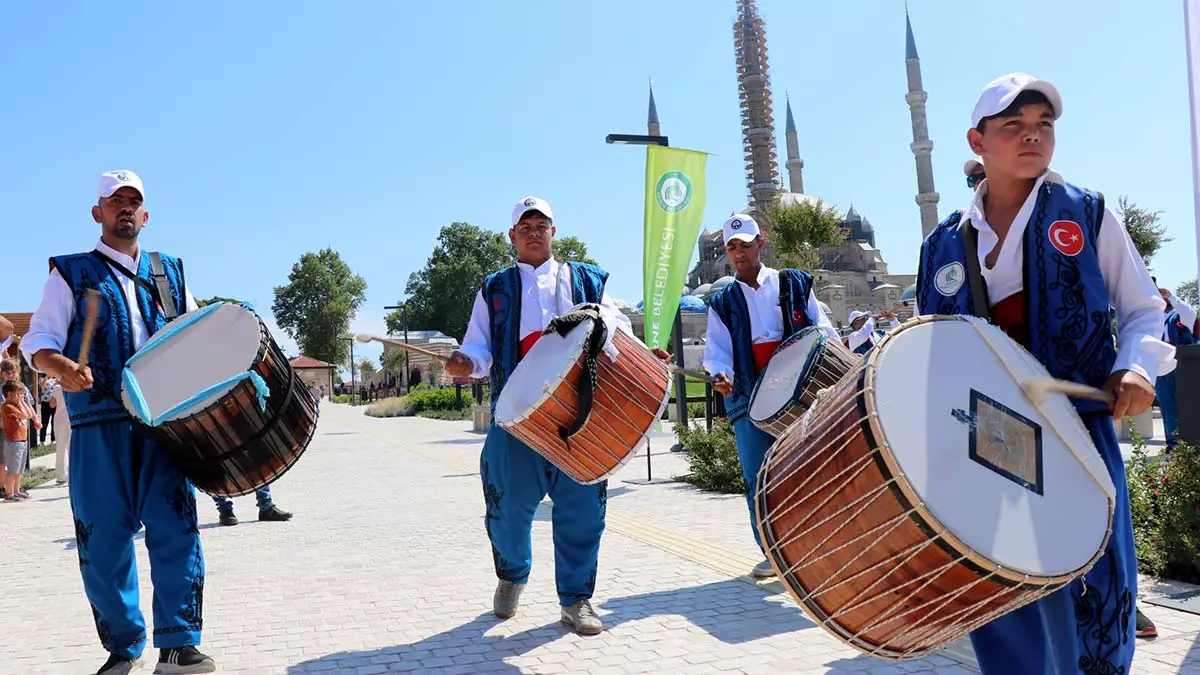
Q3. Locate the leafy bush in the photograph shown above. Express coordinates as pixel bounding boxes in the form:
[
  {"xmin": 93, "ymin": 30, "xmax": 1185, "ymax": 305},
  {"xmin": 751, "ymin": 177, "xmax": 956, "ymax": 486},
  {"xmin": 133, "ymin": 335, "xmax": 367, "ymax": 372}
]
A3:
[
  {"xmin": 365, "ymin": 396, "xmax": 415, "ymax": 418},
  {"xmin": 687, "ymin": 402, "xmax": 707, "ymax": 419},
  {"xmin": 408, "ymin": 387, "xmax": 459, "ymax": 412},
  {"xmin": 674, "ymin": 420, "xmax": 745, "ymax": 494},
  {"xmin": 331, "ymin": 394, "xmax": 355, "ymax": 404},
  {"xmin": 1127, "ymin": 434, "xmax": 1200, "ymax": 583},
  {"xmin": 418, "ymin": 408, "xmax": 472, "ymax": 421}
]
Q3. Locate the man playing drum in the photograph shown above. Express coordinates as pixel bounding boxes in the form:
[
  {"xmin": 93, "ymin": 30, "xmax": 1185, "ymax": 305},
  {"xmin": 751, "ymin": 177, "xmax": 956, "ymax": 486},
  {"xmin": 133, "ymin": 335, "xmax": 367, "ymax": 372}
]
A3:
[
  {"xmin": 915, "ymin": 74, "xmax": 1173, "ymax": 674},
  {"xmin": 702, "ymin": 214, "xmax": 838, "ymax": 578},
  {"xmin": 845, "ymin": 309, "xmax": 897, "ymax": 355},
  {"xmin": 446, "ymin": 196, "xmax": 669, "ymax": 635},
  {"xmin": 21, "ymin": 171, "xmax": 215, "ymax": 674}
]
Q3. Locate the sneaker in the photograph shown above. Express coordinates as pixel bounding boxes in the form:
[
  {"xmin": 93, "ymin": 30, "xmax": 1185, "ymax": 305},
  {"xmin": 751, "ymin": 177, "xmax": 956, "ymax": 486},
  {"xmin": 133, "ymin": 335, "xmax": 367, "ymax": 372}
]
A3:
[
  {"xmin": 1135, "ymin": 607, "xmax": 1158, "ymax": 638},
  {"xmin": 753, "ymin": 559, "xmax": 777, "ymax": 578},
  {"xmin": 96, "ymin": 652, "xmax": 141, "ymax": 674},
  {"xmin": 4, "ymin": 495, "xmax": 19, "ymax": 502},
  {"xmin": 154, "ymin": 646, "xmax": 215, "ymax": 674},
  {"xmin": 258, "ymin": 505, "xmax": 293, "ymax": 522},
  {"xmin": 218, "ymin": 511, "xmax": 238, "ymax": 526},
  {"xmin": 493, "ymin": 579, "xmax": 525, "ymax": 619},
  {"xmin": 561, "ymin": 600, "xmax": 603, "ymax": 635},
  {"xmin": 17, "ymin": 490, "xmax": 29, "ymax": 498}
]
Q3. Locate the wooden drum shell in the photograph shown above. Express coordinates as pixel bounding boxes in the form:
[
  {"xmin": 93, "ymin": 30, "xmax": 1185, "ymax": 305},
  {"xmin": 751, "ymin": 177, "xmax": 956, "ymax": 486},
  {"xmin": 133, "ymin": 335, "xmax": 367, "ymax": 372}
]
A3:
[
  {"xmin": 142, "ymin": 318, "xmax": 319, "ymax": 498},
  {"xmin": 498, "ymin": 329, "xmax": 670, "ymax": 485}
]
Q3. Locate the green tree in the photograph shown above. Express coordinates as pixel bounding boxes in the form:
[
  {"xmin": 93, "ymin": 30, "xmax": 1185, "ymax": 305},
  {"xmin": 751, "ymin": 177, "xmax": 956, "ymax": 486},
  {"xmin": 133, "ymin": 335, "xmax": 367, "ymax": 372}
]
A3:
[
  {"xmin": 272, "ymin": 249, "xmax": 367, "ymax": 366},
  {"xmin": 196, "ymin": 296, "xmax": 243, "ymax": 307},
  {"xmin": 358, "ymin": 359, "xmax": 378, "ymax": 384},
  {"xmin": 1178, "ymin": 278, "xmax": 1199, "ymax": 306},
  {"xmin": 768, "ymin": 197, "xmax": 847, "ymax": 272},
  {"xmin": 1118, "ymin": 196, "xmax": 1171, "ymax": 266},
  {"xmin": 387, "ymin": 222, "xmax": 514, "ymax": 339},
  {"xmin": 555, "ymin": 235, "xmax": 598, "ymax": 266}
]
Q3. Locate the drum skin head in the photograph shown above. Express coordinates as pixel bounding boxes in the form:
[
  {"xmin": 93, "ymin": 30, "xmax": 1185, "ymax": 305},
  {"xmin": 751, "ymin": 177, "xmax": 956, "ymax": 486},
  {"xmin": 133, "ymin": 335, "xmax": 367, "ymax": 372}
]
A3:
[
  {"xmin": 749, "ymin": 328, "xmax": 825, "ymax": 423},
  {"xmin": 121, "ymin": 303, "xmax": 264, "ymax": 423},
  {"xmin": 868, "ymin": 316, "xmax": 1113, "ymax": 578},
  {"xmin": 494, "ymin": 320, "xmax": 590, "ymax": 424}
]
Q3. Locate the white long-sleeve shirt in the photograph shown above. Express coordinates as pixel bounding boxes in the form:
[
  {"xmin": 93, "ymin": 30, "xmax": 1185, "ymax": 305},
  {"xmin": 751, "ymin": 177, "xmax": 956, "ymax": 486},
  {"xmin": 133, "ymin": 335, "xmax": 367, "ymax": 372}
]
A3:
[
  {"xmin": 847, "ymin": 316, "xmax": 898, "ymax": 353},
  {"xmin": 920, "ymin": 170, "xmax": 1174, "ymax": 384},
  {"xmin": 21, "ymin": 239, "xmax": 200, "ymax": 370},
  {"xmin": 702, "ymin": 265, "xmax": 839, "ymax": 379},
  {"xmin": 457, "ymin": 258, "xmax": 633, "ymax": 380},
  {"xmin": 1166, "ymin": 295, "xmax": 1197, "ymax": 342}
]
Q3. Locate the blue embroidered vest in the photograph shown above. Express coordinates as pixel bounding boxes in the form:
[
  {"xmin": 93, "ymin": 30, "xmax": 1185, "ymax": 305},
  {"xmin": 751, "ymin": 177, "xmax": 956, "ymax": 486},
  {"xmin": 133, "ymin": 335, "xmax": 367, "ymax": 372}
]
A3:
[
  {"xmin": 709, "ymin": 268, "xmax": 814, "ymax": 421},
  {"xmin": 1165, "ymin": 310, "xmax": 1197, "ymax": 348},
  {"xmin": 915, "ymin": 180, "xmax": 1115, "ymax": 414},
  {"xmin": 51, "ymin": 251, "xmax": 187, "ymax": 427},
  {"xmin": 481, "ymin": 261, "xmax": 608, "ymax": 409}
]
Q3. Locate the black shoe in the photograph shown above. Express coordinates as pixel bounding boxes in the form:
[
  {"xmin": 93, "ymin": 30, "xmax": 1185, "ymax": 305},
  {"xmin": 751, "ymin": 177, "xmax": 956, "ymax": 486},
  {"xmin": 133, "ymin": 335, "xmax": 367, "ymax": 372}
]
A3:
[
  {"xmin": 1135, "ymin": 606, "xmax": 1158, "ymax": 638},
  {"xmin": 96, "ymin": 652, "xmax": 139, "ymax": 674},
  {"xmin": 218, "ymin": 511, "xmax": 238, "ymax": 526},
  {"xmin": 154, "ymin": 646, "xmax": 215, "ymax": 674},
  {"xmin": 259, "ymin": 504, "xmax": 293, "ymax": 522}
]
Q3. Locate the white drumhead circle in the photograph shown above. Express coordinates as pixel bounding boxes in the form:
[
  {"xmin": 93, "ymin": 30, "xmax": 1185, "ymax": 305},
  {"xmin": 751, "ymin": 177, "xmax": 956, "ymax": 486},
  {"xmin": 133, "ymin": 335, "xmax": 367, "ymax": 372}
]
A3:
[
  {"xmin": 121, "ymin": 303, "xmax": 263, "ymax": 422},
  {"xmin": 870, "ymin": 317, "xmax": 1114, "ymax": 578},
  {"xmin": 494, "ymin": 321, "xmax": 590, "ymax": 424},
  {"xmin": 749, "ymin": 329, "xmax": 824, "ymax": 422}
]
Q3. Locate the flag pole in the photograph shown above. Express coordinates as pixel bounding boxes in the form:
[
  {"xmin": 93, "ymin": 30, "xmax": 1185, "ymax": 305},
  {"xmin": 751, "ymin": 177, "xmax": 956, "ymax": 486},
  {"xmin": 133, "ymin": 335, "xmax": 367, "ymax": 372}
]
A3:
[{"xmin": 1186, "ymin": 0, "xmax": 1200, "ymax": 281}]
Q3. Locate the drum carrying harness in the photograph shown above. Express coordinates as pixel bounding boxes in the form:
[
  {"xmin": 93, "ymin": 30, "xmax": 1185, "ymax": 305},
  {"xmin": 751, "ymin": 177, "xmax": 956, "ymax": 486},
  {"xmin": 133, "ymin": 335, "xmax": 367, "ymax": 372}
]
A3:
[{"xmin": 543, "ymin": 303, "xmax": 608, "ymax": 446}]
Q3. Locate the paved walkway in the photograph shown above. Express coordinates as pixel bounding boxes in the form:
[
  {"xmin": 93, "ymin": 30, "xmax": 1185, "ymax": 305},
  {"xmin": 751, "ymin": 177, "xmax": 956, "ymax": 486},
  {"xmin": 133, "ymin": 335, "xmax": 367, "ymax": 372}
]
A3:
[{"xmin": 3, "ymin": 403, "xmax": 1199, "ymax": 674}]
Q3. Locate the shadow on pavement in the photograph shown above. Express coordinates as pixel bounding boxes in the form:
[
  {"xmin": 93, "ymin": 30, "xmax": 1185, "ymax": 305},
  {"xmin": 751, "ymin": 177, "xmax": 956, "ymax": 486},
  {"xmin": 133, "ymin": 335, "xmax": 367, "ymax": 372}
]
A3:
[{"xmin": 286, "ymin": 612, "xmax": 568, "ymax": 674}]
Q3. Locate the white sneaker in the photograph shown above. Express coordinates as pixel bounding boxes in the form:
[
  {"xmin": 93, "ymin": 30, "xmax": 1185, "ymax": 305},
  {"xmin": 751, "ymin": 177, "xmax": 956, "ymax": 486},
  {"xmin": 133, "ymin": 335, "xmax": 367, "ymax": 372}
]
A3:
[{"xmin": 753, "ymin": 559, "xmax": 777, "ymax": 578}]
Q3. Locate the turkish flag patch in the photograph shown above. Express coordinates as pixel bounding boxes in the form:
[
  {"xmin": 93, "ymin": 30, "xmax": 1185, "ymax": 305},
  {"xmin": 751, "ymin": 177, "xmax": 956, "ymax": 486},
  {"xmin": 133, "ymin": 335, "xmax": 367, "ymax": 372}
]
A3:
[
  {"xmin": 792, "ymin": 310, "xmax": 806, "ymax": 325},
  {"xmin": 493, "ymin": 297, "xmax": 503, "ymax": 309},
  {"xmin": 1048, "ymin": 220, "xmax": 1085, "ymax": 257}
]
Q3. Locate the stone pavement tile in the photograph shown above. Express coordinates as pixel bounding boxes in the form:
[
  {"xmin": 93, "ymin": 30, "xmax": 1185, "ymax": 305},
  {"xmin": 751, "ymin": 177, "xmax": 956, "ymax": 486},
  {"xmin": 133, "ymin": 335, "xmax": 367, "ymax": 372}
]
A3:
[{"xmin": 4, "ymin": 403, "xmax": 1197, "ymax": 673}]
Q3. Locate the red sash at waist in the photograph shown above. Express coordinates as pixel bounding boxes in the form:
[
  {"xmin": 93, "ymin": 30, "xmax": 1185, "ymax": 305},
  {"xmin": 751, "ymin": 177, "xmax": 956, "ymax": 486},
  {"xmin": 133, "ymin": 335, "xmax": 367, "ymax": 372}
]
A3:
[
  {"xmin": 991, "ymin": 292, "xmax": 1029, "ymax": 348},
  {"xmin": 753, "ymin": 340, "xmax": 782, "ymax": 372},
  {"xmin": 519, "ymin": 332, "xmax": 542, "ymax": 359}
]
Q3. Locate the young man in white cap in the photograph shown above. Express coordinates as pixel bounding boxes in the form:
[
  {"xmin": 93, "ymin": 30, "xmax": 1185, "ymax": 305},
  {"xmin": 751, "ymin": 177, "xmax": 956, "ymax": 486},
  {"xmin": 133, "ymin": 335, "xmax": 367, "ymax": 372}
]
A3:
[
  {"xmin": 1151, "ymin": 276, "xmax": 1197, "ymax": 450},
  {"xmin": 22, "ymin": 170, "xmax": 215, "ymax": 674},
  {"xmin": 915, "ymin": 74, "xmax": 1172, "ymax": 673},
  {"xmin": 702, "ymin": 214, "xmax": 838, "ymax": 578},
  {"xmin": 845, "ymin": 309, "xmax": 897, "ymax": 355},
  {"xmin": 446, "ymin": 196, "xmax": 669, "ymax": 635}
]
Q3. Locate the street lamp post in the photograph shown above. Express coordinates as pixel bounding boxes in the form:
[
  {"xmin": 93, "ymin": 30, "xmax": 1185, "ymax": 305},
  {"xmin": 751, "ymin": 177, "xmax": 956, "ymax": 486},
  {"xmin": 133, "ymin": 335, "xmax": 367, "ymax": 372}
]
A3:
[
  {"xmin": 338, "ymin": 337, "xmax": 356, "ymax": 392},
  {"xmin": 385, "ymin": 302, "xmax": 409, "ymax": 393},
  {"xmin": 606, "ymin": 131, "xmax": 687, "ymax": 485}
]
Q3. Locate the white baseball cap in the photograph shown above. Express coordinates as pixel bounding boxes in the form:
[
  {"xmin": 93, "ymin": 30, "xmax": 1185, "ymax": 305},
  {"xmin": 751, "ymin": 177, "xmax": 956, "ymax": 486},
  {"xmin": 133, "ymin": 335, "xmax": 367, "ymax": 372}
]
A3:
[
  {"xmin": 970, "ymin": 73, "xmax": 1063, "ymax": 128},
  {"xmin": 848, "ymin": 310, "xmax": 870, "ymax": 324},
  {"xmin": 964, "ymin": 158, "xmax": 984, "ymax": 176},
  {"xmin": 98, "ymin": 170, "xmax": 145, "ymax": 200},
  {"xmin": 511, "ymin": 196, "xmax": 554, "ymax": 226},
  {"xmin": 722, "ymin": 214, "xmax": 760, "ymax": 244}
]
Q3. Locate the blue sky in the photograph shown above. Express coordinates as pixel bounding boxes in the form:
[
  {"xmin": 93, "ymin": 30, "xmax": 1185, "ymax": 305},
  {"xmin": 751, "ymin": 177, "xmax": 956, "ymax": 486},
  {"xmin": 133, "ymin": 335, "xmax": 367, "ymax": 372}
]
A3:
[{"xmin": 2, "ymin": 1, "xmax": 1195, "ymax": 373}]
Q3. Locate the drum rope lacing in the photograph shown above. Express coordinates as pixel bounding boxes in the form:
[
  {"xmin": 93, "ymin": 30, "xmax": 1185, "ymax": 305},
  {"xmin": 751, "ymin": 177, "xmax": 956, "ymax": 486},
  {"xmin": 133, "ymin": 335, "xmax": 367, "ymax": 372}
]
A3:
[{"xmin": 543, "ymin": 304, "xmax": 608, "ymax": 448}]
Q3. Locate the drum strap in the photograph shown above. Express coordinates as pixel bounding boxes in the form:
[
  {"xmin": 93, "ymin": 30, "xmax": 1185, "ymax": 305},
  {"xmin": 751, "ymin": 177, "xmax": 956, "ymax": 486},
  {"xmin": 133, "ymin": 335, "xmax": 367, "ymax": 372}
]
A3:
[
  {"xmin": 148, "ymin": 253, "xmax": 179, "ymax": 321},
  {"xmin": 544, "ymin": 304, "xmax": 607, "ymax": 443},
  {"xmin": 961, "ymin": 220, "xmax": 991, "ymax": 321}
]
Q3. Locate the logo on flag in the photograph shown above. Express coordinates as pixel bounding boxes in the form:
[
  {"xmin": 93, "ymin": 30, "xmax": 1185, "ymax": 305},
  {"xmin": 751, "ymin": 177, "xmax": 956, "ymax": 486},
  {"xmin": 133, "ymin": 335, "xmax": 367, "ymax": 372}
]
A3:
[{"xmin": 655, "ymin": 171, "xmax": 693, "ymax": 214}]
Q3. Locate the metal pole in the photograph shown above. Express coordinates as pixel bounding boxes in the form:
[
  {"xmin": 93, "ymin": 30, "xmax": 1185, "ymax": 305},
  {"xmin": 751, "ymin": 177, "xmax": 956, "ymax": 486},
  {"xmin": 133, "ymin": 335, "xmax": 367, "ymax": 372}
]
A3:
[
  {"xmin": 672, "ymin": 307, "xmax": 687, "ymax": 429},
  {"xmin": 404, "ymin": 304, "xmax": 410, "ymax": 393}
]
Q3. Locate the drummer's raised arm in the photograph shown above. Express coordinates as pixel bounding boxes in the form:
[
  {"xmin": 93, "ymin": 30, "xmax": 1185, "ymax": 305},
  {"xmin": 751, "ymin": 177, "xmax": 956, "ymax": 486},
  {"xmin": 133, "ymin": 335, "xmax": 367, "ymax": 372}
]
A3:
[
  {"xmin": 458, "ymin": 289, "xmax": 494, "ymax": 380},
  {"xmin": 807, "ymin": 289, "xmax": 839, "ymax": 340},
  {"xmin": 702, "ymin": 310, "xmax": 733, "ymax": 379},
  {"xmin": 598, "ymin": 289, "xmax": 633, "ymax": 337},
  {"xmin": 21, "ymin": 269, "xmax": 74, "ymax": 373}
]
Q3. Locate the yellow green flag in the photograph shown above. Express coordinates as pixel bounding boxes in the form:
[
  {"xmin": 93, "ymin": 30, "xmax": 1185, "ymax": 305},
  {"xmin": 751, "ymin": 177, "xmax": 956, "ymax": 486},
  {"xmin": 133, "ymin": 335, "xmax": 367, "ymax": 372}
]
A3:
[{"xmin": 642, "ymin": 145, "xmax": 708, "ymax": 350}]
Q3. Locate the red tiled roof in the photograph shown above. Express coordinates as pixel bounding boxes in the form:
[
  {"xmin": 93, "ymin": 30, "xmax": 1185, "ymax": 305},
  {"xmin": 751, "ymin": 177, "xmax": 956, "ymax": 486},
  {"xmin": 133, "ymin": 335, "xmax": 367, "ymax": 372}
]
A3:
[{"xmin": 290, "ymin": 356, "xmax": 336, "ymax": 369}]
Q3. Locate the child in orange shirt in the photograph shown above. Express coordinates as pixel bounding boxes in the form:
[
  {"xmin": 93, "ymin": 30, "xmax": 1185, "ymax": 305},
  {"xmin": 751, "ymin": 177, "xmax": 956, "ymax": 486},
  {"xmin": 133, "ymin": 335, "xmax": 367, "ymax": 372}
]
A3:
[{"xmin": 3, "ymin": 381, "xmax": 38, "ymax": 501}]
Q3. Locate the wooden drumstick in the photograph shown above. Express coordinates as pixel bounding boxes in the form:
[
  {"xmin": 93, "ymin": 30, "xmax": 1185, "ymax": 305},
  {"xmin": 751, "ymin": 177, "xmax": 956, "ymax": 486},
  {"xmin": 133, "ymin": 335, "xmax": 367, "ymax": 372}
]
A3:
[
  {"xmin": 669, "ymin": 365, "xmax": 717, "ymax": 384},
  {"xmin": 1021, "ymin": 378, "xmax": 1115, "ymax": 406},
  {"xmin": 76, "ymin": 289, "xmax": 102, "ymax": 371},
  {"xmin": 355, "ymin": 333, "xmax": 450, "ymax": 362}
]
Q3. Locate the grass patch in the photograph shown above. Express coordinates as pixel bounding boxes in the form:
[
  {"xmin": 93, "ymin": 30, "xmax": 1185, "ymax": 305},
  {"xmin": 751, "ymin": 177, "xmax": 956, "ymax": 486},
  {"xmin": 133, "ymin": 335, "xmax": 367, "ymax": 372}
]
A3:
[
  {"xmin": 30, "ymin": 442, "xmax": 56, "ymax": 459},
  {"xmin": 418, "ymin": 409, "xmax": 471, "ymax": 421},
  {"xmin": 365, "ymin": 396, "xmax": 415, "ymax": 418},
  {"xmin": 21, "ymin": 467, "xmax": 56, "ymax": 491}
]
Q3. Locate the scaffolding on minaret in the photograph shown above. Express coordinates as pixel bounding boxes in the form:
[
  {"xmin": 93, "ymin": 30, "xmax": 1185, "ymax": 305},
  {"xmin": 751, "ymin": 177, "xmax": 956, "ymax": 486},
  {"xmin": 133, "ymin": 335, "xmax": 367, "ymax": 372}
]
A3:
[
  {"xmin": 734, "ymin": 0, "xmax": 780, "ymax": 224},
  {"xmin": 905, "ymin": 4, "xmax": 940, "ymax": 237}
]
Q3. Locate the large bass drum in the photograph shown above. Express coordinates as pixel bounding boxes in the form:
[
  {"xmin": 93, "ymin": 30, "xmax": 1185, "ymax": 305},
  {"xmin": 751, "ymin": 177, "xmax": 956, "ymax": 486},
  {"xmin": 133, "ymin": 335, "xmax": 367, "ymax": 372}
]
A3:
[
  {"xmin": 755, "ymin": 315, "xmax": 1115, "ymax": 659},
  {"xmin": 120, "ymin": 301, "xmax": 319, "ymax": 497}
]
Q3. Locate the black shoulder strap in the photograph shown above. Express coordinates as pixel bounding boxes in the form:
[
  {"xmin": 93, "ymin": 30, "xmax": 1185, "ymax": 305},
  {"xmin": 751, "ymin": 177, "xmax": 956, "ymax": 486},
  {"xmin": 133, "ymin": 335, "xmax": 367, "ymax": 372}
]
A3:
[
  {"xmin": 148, "ymin": 252, "xmax": 178, "ymax": 320},
  {"xmin": 777, "ymin": 269, "xmax": 794, "ymax": 333},
  {"xmin": 961, "ymin": 220, "xmax": 991, "ymax": 321},
  {"xmin": 92, "ymin": 250, "xmax": 158, "ymax": 299}
]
